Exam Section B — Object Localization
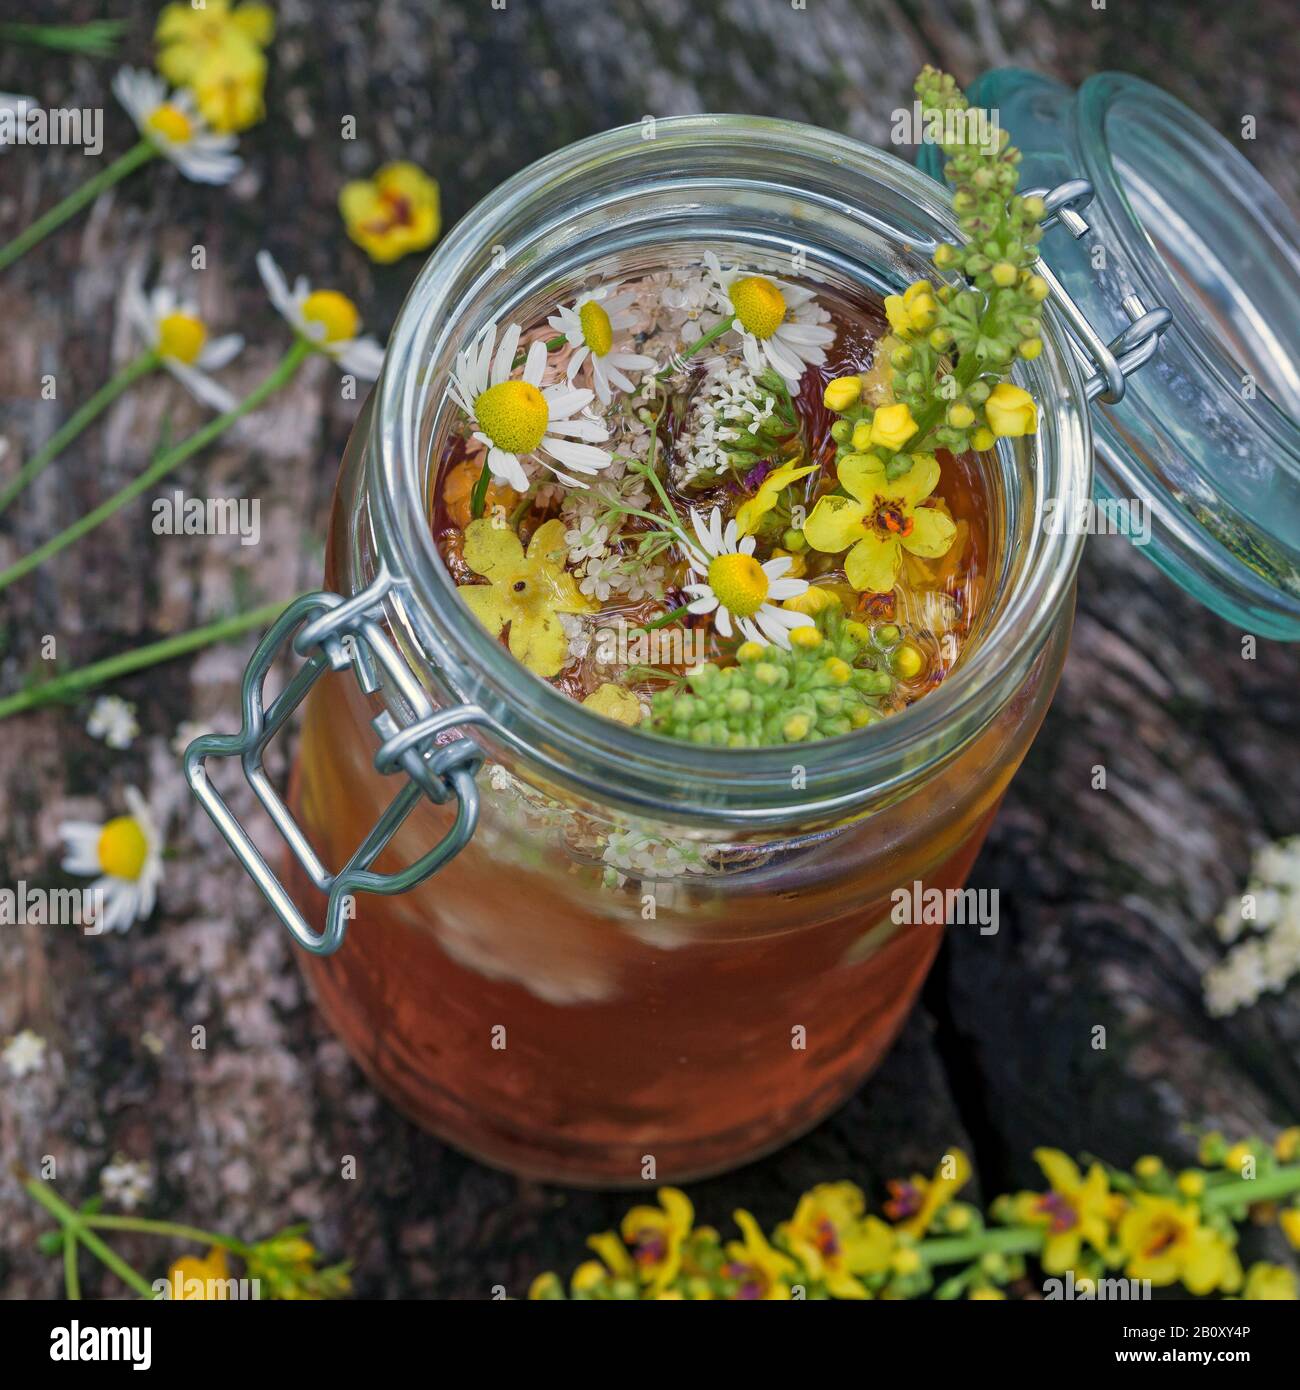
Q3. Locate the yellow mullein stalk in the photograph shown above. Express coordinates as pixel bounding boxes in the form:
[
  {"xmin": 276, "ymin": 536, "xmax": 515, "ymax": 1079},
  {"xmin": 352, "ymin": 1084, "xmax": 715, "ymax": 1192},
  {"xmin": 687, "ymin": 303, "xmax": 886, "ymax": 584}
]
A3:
[
  {"xmin": 620, "ymin": 1188, "xmax": 694, "ymax": 1295},
  {"xmin": 340, "ymin": 162, "xmax": 442, "ymax": 264},
  {"xmin": 778, "ymin": 1182, "xmax": 896, "ymax": 1299},
  {"xmin": 457, "ymin": 519, "xmax": 593, "ymax": 678},
  {"xmin": 802, "ymin": 451, "xmax": 956, "ymax": 593},
  {"xmin": 1011, "ymin": 1149, "xmax": 1117, "ymax": 1274},
  {"xmin": 734, "ymin": 456, "xmax": 818, "ymax": 536},
  {"xmin": 723, "ymin": 1210, "xmax": 799, "ymax": 1300},
  {"xmin": 890, "ymin": 1149, "xmax": 972, "ymax": 1239},
  {"xmin": 1118, "ymin": 1195, "xmax": 1242, "ymax": 1295}
]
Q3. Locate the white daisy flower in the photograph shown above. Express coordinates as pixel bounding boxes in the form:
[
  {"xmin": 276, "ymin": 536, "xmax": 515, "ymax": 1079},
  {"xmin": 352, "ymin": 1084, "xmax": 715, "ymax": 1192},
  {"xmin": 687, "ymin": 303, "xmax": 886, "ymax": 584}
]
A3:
[
  {"xmin": 681, "ymin": 506, "xmax": 813, "ymax": 648},
  {"xmin": 59, "ymin": 787, "xmax": 165, "ymax": 934},
  {"xmin": 86, "ymin": 695, "xmax": 140, "ymax": 750},
  {"xmin": 703, "ymin": 251, "xmax": 835, "ymax": 387},
  {"xmin": 448, "ymin": 322, "xmax": 612, "ymax": 491},
  {"xmin": 112, "ymin": 68, "xmax": 241, "ymax": 185},
  {"xmin": 256, "ymin": 251, "xmax": 386, "ymax": 380},
  {"xmin": 547, "ymin": 286, "xmax": 657, "ymax": 404},
  {"xmin": 2, "ymin": 1029, "xmax": 47, "ymax": 1078},
  {"xmin": 124, "ymin": 280, "xmax": 243, "ymax": 412}
]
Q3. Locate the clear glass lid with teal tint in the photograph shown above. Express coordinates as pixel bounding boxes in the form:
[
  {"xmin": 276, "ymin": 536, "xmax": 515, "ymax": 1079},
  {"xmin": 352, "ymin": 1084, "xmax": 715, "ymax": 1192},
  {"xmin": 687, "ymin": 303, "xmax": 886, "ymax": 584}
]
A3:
[{"xmin": 918, "ymin": 69, "xmax": 1300, "ymax": 639}]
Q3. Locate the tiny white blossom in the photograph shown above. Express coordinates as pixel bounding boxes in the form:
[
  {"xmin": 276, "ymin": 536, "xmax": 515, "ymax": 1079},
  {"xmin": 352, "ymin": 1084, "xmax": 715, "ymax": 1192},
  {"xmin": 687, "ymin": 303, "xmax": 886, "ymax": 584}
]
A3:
[
  {"xmin": 2, "ymin": 1029, "xmax": 48, "ymax": 1078},
  {"xmin": 86, "ymin": 695, "xmax": 139, "ymax": 750}
]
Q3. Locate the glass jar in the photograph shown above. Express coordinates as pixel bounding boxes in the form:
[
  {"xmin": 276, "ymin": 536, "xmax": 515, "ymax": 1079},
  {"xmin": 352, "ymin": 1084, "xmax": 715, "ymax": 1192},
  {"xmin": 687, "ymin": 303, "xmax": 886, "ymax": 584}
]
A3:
[{"xmin": 235, "ymin": 116, "xmax": 1094, "ymax": 1186}]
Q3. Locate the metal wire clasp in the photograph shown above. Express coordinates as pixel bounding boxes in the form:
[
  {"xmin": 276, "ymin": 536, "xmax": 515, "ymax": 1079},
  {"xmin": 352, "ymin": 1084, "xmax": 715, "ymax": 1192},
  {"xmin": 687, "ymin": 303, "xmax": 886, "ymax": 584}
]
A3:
[
  {"xmin": 184, "ymin": 567, "xmax": 488, "ymax": 956},
  {"xmin": 1027, "ymin": 179, "xmax": 1172, "ymax": 404}
]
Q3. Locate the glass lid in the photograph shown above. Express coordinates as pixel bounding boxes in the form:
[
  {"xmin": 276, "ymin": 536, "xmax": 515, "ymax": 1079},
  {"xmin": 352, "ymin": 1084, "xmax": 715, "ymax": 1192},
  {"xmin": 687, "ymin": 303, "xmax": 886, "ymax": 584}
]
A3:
[{"xmin": 922, "ymin": 68, "xmax": 1300, "ymax": 640}]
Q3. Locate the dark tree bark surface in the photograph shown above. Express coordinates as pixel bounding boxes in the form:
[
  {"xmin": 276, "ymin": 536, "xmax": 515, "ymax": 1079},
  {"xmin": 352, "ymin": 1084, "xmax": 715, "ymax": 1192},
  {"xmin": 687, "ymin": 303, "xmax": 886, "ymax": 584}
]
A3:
[{"xmin": 1, "ymin": 0, "xmax": 1298, "ymax": 1298}]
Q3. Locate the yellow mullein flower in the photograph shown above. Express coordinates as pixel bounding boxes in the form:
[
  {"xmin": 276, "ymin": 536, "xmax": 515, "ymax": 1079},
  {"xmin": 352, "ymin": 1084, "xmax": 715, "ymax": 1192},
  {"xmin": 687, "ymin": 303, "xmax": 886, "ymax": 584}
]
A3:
[
  {"xmin": 582, "ymin": 683, "xmax": 642, "ymax": 726},
  {"xmin": 1279, "ymin": 1207, "xmax": 1300, "ymax": 1250},
  {"xmin": 983, "ymin": 382, "xmax": 1038, "ymax": 437},
  {"xmin": 1242, "ymin": 1262, "xmax": 1298, "ymax": 1300},
  {"xmin": 155, "ymin": 0, "xmax": 273, "ymax": 132},
  {"xmin": 778, "ymin": 1182, "xmax": 897, "ymax": 1299},
  {"xmin": 883, "ymin": 280, "xmax": 939, "ymax": 337},
  {"xmin": 528, "ymin": 1271, "xmax": 565, "ymax": 1299},
  {"xmin": 619, "ymin": 1188, "xmax": 694, "ymax": 1295},
  {"xmin": 823, "ymin": 375, "xmax": 862, "ymax": 412},
  {"xmin": 165, "ymin": 1246, "xmax": 231, "ymax": 1299},
  {"xmin": 734, "ymin": 457, "xmax": 818, "ymax": 536},
  {"xmin": 340, "ymin": 162, "xmax": 442, "ymax": 264},
  {"xmin": 868, "ymin": 401, "xmax": 919, "ymax": 452},
  {"xmin": 802, "ymin": 451, "xmax": 957, "ymax": 593},
  {"xmin": 458, "ymin": 518, "xmax": 593, "ymax": 678},
  {"xmin": 1275, "ymin": 1127, "xmax": 1300, "ymax": 1162},
  {"xmin": 885, "ymin": 1149, "xmax": 972, "ymax": 1239},
  {"xmin": 1010, "ymin": 1149, "xmax": 1116, "ymax": 1274},
  {"xmin": 1118, "ymin": 1195, "xmax": 1242, "ymax": 1295},
  {"xmin": 722, "ymin": 1210, "xmax": 799, "ymax": 1300}
]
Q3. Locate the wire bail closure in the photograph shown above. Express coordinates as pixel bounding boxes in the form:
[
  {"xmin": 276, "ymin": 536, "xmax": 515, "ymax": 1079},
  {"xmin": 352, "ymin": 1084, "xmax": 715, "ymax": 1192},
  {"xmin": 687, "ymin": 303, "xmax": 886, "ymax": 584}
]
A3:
[
  {"xmin": 1027, "ymin": 178, "xmax": 1172, "ymax": 405},
  {"xmin": 184, "ymin": 567, "xmax": 488, "ymax": 956}
]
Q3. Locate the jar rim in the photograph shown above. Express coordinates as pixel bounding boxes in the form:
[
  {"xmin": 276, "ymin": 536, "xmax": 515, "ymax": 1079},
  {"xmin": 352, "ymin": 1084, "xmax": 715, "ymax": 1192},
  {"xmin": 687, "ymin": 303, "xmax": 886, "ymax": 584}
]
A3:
[{"xmin": 368, "ymin": 115, "xmax": 1092, "ymax": 826}]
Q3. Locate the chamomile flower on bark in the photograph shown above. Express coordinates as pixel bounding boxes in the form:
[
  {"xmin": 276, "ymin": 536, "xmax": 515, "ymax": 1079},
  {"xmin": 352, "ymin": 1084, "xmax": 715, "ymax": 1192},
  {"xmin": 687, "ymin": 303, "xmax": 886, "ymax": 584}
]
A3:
[
  {"xmin": 547, "ymin": 287, "xmax": 657, "ymax": 404},
  {"xmin": 256, "ymin": 251, "xmax": 386, "ymax": 379},
  {"xmin": 449, "ymin": 322, "xmax": 612, "ymax": 491},
  {"xmin": 125, "ymin": 281, "xmax": 243, "ymax": 411},
  {"xmin": 703, "ymin": 252, "xmax": 835, "ymax": 386},
  {"xmin": 59, "ymin": 787, "xmax": 165, "ymax": 934},
  {"xmin": 682, "ymin": 506, "xmax": 814, "ymax": 647},
  {"xmin": 112, "ymin": 68, "xmax": 242, "ymax": 185}
]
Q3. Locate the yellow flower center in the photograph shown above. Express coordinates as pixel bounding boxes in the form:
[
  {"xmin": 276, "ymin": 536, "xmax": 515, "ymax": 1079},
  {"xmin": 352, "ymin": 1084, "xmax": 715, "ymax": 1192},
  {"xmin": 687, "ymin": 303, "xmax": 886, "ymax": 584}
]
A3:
[
  {"xmin": 707, "ymin": 552, "xmax": 770, "ymax": 618},
  {"xmin": 301, "ymin": 290, "xmax": 360, "ymax": 344},
  {"xmin": 474, "ymin": 380, "xmax": 550, "ymax": 454},
  {"xmin": 729, "ymin": 276, "xmax": 787, "ymax": 340},
  {"xmin": 156, "ymin": 311, "xmax": 208, "ymax": 364},
  {"xmin": 578, "ymin": 300, "xmax": 614, "ymax": 357},
  {"xmin": 97, "ymin": 817, "xmax": 149, "ymax": 881},
  {"xmin": 145, "ymin": 103, "xmax": 194, "ymax": 145}
]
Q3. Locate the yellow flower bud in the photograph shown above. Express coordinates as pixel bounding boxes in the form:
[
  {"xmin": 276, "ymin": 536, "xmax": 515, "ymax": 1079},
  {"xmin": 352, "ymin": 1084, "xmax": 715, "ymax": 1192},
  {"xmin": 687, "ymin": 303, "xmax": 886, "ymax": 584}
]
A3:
[
  {"xmin": 824, "ymin": 656, "xmax": 852, "ymax": 685},
  {"xmin": 971, "ymin": 427, "xmax": 995, "ymax": 451},
  {"xmin": 1176, "ymin": 1170, "xmax": 1206, "ymax": 1198},
  {"xmin": 736, "ymin": 641, "xmax": 765, "ymax": 664},
  {"xmin": 991, "ymin": 261, "xmax": 1018, "ymax": 287},
  {"xmin": 789, "ymin": 625, "xmax": 823, "ymax": 649},
  {"xmin": 1134, "ymin": 1155, "xmax": 1164, "ymax": 1180},
  {"xmin": 771, "ymin": 546, "xmax": 807, "ymax": 578},
  {"xmin": 869, "ymin": 402, "xmax": 919, "ymax": 451},
  {"xmin": 784, "ymin": 585, "xmax": 840, "ymax": 616},
  {"xmin": 1281, "ymin": 1208, "xmax": 1300, "ymax": 1251},
  {"xmin": 1025, "ymin": 274, "xmax": 1050, "ymax": 302},
  {"xmin": 1018, "ymin": 337, "xmax": 1043, "ymax": 361},
  {"xmin": 984, "ymin": 382, "xmax": 1038, "ymax": 437},
  {"xmin": 947, "ymin": 402, "xmax": 975, "ymax": 430},
  {"xmin": 893, "ymin": 643, "xmax": 924, "ymax": 679},
  {"xmin": 850, "ymin": 421, "xmax": 873, "ymax": 452},
  {"xmin": 823, "ymin": 376, "xmax": 863, "ymax": 412},
  {"xmin": 891, "ymin": 1247, "xmax": 922, "ymax": 1277},
  {"xmin": 783, "ymin": 713, "xmax": 812, "ymax": 741},
  {"xmin": 1275, "ymin": 1127, "xmax": 1300, "ymax": 1163},
  {"xmin": 1224, "ymin": 1142, "xmax": 1256, "ymax": 1175}
]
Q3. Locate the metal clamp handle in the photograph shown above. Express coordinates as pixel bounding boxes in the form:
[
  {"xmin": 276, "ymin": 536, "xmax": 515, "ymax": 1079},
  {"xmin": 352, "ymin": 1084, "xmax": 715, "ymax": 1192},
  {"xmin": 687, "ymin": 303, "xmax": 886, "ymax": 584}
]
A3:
[
  {"xmin": 184, "ymin": 570, "xmax": 487, "ymax": 956},
  {"xmin": 1026, "ymin": 180, "xmax": 1173, "ymax": 405}
]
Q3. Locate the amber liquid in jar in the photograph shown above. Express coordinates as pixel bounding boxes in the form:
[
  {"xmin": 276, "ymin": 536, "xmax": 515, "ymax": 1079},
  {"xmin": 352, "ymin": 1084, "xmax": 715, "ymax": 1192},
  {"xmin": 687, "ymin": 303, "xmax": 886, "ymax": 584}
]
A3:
[{"xmin": 286, "ymin": 271, "xmax": 1062, "ymax": 1185}]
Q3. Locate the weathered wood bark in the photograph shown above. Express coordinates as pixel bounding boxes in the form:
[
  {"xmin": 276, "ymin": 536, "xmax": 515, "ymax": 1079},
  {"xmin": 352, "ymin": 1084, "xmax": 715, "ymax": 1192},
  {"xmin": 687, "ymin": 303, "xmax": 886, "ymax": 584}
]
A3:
[{"xmin": 1, "ymin": 0, "xmax": 1298, "ymax": 1297}]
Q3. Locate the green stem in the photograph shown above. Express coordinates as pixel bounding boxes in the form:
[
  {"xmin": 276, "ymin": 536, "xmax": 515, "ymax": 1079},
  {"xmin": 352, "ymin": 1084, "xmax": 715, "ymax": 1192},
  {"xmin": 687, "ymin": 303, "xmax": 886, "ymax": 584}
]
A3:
[
  {"xmin": 1201, "ymin": 1166, "xmax": 1300, "ymax": 1212},
  {"xmin": 469, "ymin": 459, "xmax": 491, "ymax": 519},
  {"xmin": 21, "ymin": 1177, "xmax": 156, "ymax": 1299},
  {"xmin": 82, "ymin": 1214, "xmax": 248, "ymax": 1255},
  {"xmin": 509, "ymin": 488, "xmax": 536, "ymax": 529},
  {"xmin": 0, "ymin": 339, "xmax": 311, "ymax": 595},
  {"xmin": 635, "ymin": 603, "xmax": 691, "ymax": 633},
  {"xmin": 655, "ymin": 316, "xmax": 734, "ymax": 379},
  {"xmin": 0, "ymin": 140, "xmax": 155, "ymax": 273},
  {"xmin": 0, "ymin": 351, "xmax": 159, "ymax": 517},
  {"xmin": 0, "ymin": 598, "xmax": 294, "ymax": 720},
  {"xmin": 63, "ymin": 1229, "xmax": 81, "ymax": 1301},
  {"xmin": 0, "ymin": 20, "xmax": 128, "ymax": 57},
  {"xmin": 918, "ymin": 1225, "xmax": 1044, "ymax": 1266}
]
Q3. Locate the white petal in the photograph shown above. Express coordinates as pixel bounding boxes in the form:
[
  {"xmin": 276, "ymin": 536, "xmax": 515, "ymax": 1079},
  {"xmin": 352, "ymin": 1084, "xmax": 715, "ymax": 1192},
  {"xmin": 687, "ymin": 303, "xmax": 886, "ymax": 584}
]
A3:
[
  {"xmin": 487, "ymin": 448, "xmax": 528, "ymax": 491},
  {"xmin": 197, "ymin": 333, "xmax": 243, "ymax": 369},
  {"xmin": 337, "ymin": 336, "xmax": 386, "ymax": 381},
  {"xmin": 165, "ymin": 360, "xmax": 239, "ymax": 412},
  {"xmin": 493, "ymin": 323, "xmax": 521, "ymax": 382},
  {"xmin": 522, "ymin": 337, "xmax": 547, "ymax": 386}
]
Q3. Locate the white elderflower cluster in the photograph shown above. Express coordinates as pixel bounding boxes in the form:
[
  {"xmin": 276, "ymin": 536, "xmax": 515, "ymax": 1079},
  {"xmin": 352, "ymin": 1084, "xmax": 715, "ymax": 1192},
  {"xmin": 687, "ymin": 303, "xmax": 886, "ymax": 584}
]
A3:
[
  {"xmin": 1203, "ymin": 837, "xmax": 1300, "ymax": 1017},
  {"xmin": 601, "ymin": 827, "xmax": 713, "ymax": 888},
  {"xmin": 674, "ymin": 363, "xmax": 778, "ymax": 485}
]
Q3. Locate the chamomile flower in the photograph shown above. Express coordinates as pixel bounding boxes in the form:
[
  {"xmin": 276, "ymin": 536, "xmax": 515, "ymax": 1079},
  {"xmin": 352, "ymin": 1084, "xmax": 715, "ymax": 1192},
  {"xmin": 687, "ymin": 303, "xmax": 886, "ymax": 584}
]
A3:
[
  {"xmin": 86, "ymin": 695, "xmax": 140, "ymax": 750},
  {"xmin": 703, "ymin": 252, "xmax": 835, "ymax": 387},
  {"xmin": 682, "ymin": 506, "xmax": 813, "ymax": 647},
  {"xmin": 2, "ymin": 1029, "xmax": 47, "ymax": 1079},
  {"xmin": 256, "ymin": 251, "xmax": 386, "ymax": 379},
  {"xmin": 59, "ymin": 787, "xmax": 165, "ymax": 934},
  {"xmin": 547, "ymin": 286, "xmax": 656, "ymax": 404},
  {"xmin": 449, "ymin": 322, "xmax": 612, "ymax": 491},
  {"xmin": 111, "ymin": 68, "xmax": 241, "ymax": 185},
  {"xmin": 125, "ymin": 281, "xmax": 243, "ymax": 412}
]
